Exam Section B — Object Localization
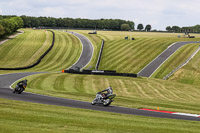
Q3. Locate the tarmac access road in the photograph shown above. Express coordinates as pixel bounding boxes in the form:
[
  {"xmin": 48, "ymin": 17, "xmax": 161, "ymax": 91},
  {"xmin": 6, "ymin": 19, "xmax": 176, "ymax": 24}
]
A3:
[
  {"xmin": 138, "ymin": 41, "xmax": 199, "ymax": 77},
  {"xmin": 0, "ymin": 73, "xmax": 199, "ymax": 121}
]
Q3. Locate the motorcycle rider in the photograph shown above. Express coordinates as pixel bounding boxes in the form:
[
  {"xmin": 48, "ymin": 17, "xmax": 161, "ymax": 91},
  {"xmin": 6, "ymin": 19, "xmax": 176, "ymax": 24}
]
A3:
[
  {"xmin": 100, "ymin": 86, "xmax": 113, "ymax": 97},
  {"xmin": 14, "ymin": 79, "xmax": 28, "ymax": 93},
  {"xmin": 96, "ymin": 86, "xmax": 113, "ymax": 101}
]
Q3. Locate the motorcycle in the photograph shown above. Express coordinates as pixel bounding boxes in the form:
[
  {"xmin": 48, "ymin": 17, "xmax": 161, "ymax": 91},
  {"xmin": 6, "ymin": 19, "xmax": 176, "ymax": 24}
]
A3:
[
  {"xmin": 13, "ymin": 83, "xmax": 26, "ymax": 94},
  {"xmin": 91, "ymin": 92, "xmax": 116, "ymax": 106}
]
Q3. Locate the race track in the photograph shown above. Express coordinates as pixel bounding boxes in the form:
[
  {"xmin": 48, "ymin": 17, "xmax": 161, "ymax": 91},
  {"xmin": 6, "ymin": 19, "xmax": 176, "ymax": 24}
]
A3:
[
  {"xmin": 66, "ymin": 31, "xmax": 93, "ymax": 70},
  {"xmin": 0, "ymin": 33, "xmax": 200, "ymax": 121},
  {"xmin": 138, "ymin": 41, "xmax": 199, "ymax": 77}
]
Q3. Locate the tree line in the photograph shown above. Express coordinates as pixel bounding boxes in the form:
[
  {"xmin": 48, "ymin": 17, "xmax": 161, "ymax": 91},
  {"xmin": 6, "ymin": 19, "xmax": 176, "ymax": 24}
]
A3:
[
  {"xmin": 166, "ymin": 25, "xmax": 200, "ymax": 33},
  {"xmin": 0, "ymin": 16, "xmax": 24, "ymax": 38},
  {"xmin": 0, "ymin": 15, "xmax": 154, "ymax": 38},
  {"xmin": 20, "ymin": 15, "xmax": 135, "ymax": 31}
]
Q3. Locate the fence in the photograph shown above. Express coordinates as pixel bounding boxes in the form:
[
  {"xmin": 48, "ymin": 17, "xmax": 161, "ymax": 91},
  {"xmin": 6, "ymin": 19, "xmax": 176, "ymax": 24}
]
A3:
[{"xmin": 64, "ymin": 69, "xmax": 137, "ymax": 78}]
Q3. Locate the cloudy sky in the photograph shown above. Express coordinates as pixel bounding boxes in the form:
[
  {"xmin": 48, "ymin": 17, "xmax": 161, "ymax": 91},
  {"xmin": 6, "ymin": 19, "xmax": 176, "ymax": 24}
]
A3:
[{"xmin": 0, "ymin": 0, "xmax": 200, "ymax": 30}]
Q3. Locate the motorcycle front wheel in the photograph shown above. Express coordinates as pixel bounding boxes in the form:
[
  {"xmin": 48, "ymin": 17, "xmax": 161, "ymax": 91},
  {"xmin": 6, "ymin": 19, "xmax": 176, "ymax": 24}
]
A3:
[{"xmin": 91, "ymin": 100, "xmax": 96, "ymax": 105}]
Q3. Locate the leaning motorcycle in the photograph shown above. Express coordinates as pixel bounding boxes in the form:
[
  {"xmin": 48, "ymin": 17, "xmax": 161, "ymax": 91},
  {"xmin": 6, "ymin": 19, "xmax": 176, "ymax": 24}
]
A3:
[
  {"xmin": 91, "ymin": 92, "xmax": 116, "ymax": 106},
  {"xmin": 13, "ymin": 83, "xmax": 26, "ymax": 94}
]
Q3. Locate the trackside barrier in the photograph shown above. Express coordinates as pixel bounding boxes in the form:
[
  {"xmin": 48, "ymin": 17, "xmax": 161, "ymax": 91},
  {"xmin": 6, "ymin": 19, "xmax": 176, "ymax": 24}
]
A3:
[
  {"xmin": 0, "ymin": 30, "xmax": 55, "ymax": 70},
  {"xmin": 64, "ymin": 69, "xmax": 137, "ymax": 78},
  {"xmin": 95, "ymin": 39, "xmax": 104, "ymax": 70}
]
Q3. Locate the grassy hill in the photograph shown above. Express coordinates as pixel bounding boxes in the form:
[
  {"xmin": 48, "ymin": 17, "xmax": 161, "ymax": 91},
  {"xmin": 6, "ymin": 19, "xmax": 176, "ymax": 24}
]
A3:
[
  {"xmin": 0, "ymin": 29, "xmax": 82, "ymax": 74},
  {"xmin": 29, "ymin": 30, "xmax": 82, "ymax": 72},
  {"xmin": 168, "ymin": 47, "xmax": 200, "ymax": 86},
  {"xmin": 0, "ymin": 29, "xmax": 51, "ymax": 68},
  {"xmin": 71, "ymin": 30, "xmax": 200, "ymax": 74}
]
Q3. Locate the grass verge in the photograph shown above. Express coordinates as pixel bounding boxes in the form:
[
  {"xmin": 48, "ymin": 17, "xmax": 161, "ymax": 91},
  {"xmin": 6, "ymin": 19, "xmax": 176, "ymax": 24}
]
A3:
[{"xmin": 0, "ymin": 98, "xmax": 200, "ymax": 133}]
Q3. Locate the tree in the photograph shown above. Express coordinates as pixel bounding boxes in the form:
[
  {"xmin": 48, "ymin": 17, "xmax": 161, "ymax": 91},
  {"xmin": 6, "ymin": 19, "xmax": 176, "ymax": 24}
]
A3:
[
  {"xmin": 137, "ymin": 23, "xmax": 143, "ymax": 31},
  {"xmin": 0, "ymin": 24, "xmax": 5, "ymax": 37},
  {"xmin": 0, "ymin": 19, "xmax": 12, "ymax": 34},
  {"xmin": 21, "ymin": 15, "xmax": 31, "ymax": 27},
  {"xmin": 166, "ymin": 26, "xmax": 172, "ymax": 32},
  {"xmin": 145, "ymin": 24, "xmax": 151, "ymax": 32},
  {"xmin": 121, "ymin": 24, "xmax": 131, "ymax": 31},
  {"xmin": 127, "ymin": 21, "xmax": 135, "ymax": 30},
  {"xmin": 30, "ymin": 17, "xmax": 40, "ymax": 27},
  {"xmin": 171, "ymin": 26, "xmax": 180, "ymax": 32}
]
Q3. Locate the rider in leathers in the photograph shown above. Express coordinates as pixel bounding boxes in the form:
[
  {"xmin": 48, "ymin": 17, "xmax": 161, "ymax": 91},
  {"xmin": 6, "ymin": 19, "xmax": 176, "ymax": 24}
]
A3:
[
  {"xmin": 96, "ymin": 86, "xmax": 113, "ymax": 102},
  {"xmin": 14, "ymin": 79, "xmax": 28, "ymax": 93}
]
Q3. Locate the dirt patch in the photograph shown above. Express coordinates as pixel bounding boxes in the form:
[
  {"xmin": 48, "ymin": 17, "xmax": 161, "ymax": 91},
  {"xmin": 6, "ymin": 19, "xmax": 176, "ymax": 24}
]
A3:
[{"xmin": 0, "ymin": 30, "xmax": 24, "ymax": 46}]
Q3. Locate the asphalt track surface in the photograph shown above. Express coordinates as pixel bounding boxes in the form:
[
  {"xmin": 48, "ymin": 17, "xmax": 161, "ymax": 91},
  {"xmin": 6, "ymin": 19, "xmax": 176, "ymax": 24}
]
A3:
[
  {"xmin": 66, "ymin": 31, "xmax": 93, "ymax": 70},
  {"xmin": 138, "ymin": 41, "xmax": 199, "ymax": 77},
  {"xmin": 0, "ymin": 34, "xmax": 199, "ymax": 121}
]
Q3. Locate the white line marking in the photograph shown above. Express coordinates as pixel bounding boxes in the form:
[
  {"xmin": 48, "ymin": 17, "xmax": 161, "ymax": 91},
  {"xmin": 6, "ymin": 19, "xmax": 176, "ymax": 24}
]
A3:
[{"xmin": 173, "ymin": 113, "xmax": 200, "ymax": 117}]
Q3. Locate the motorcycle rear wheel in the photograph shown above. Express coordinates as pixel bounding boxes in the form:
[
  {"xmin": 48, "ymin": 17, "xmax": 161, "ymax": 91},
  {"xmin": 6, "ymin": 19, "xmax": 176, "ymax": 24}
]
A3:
[{"xmin": 103, "ymin": 99, "xmax": 111, "ymax": 106}]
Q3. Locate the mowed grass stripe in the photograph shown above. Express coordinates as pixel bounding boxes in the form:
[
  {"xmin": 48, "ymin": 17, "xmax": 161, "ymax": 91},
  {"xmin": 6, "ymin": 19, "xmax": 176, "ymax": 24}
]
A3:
[
  {"xmin": 33, "ymin": 31, "xmax": 66, "ymax": 71},
  {"xmin": 30, "ymin": 33, "xmax": 60, "ymax": 71},
  {"xmin": 10, "ymin": 30, "xmax": 47, "ymax": 66},
  {"xmin": 128, "ymin": 40, "xmax": 166, "ymax": 70},
  {"xmin": 41, "ymin": 32, "xmax": 75, "ymax": 71},
  {"xmin": 28, "ymin": 73, "xmax": 50, "ymax": 91},
  {"xmin": 100, "ymin": 38, "xmax": 165, "ymax": 73},
  {"xmin": 100, "ymin": 38, "xmax": 153, "ymax": 69},
  {"xmin": 105, "ymin": 41, "xmax": 135, "ymax": 60},
  {"xmin": 30, "ymin": 31, "xmax": 82, "ymax": 72},
  {"xmin": 0, "ymin": 29, "xmax": 48, "ymax": 68},
  {"xmin": 127, "ymin": 39, "xmax": 167, "ymax": 73},
  {"xmin": 45, "ymin": 32, "xmax": 70, "ymax": 70},
  {"xmin": 100, "ymin": 40, "xmax": 136, "ymax": 69}
]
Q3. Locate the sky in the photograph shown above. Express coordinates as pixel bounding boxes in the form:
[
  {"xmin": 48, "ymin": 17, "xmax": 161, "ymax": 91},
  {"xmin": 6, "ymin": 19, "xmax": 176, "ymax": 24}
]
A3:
[{"xmin": 0, "ymin": 0, "xmax": 200, "ymax": 30}]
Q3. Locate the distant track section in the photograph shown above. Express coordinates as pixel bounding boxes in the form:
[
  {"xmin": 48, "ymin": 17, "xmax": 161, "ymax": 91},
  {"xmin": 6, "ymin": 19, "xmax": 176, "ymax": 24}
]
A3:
[
  {"xmin": 138, "ymin": 41, "xmax": 199, "ymax": 77},
  {"xmin": 66, "ymin": 31, "xmax": 93, "ymax": 70},
  {"xmin": 0, "ymin": 30, "xmax": 55, "ymax": 70}
]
